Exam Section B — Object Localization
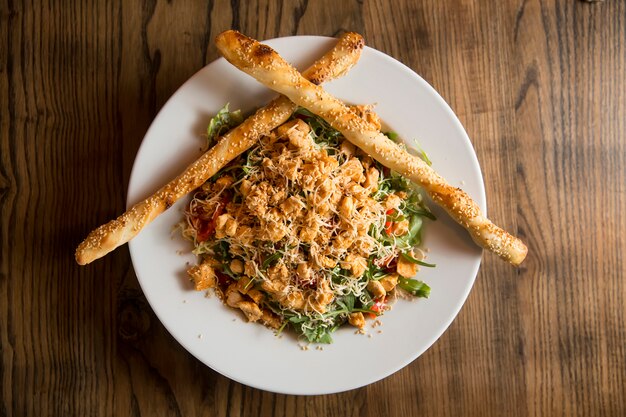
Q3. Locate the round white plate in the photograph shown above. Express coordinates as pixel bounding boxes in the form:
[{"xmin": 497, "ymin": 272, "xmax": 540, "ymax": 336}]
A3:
[{"xmin": 127, "ymin": 36, "xmax": 485, "ymax": 395}]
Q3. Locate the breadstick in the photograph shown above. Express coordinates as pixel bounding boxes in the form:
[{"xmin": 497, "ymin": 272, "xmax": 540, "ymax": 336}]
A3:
[
  {"xmin": 215, "ymin": 30, "xmax": 527, "ymax": 266},
  {"xmin": 75, "ymin": 32, "xmax": 365, "ymax": 265}
]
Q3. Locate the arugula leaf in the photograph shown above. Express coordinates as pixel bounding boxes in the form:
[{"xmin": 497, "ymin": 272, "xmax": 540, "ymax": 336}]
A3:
[
  {"xmin": 372, "ymin": 177, "xmax": 392, "ymax": 199},
  {"xmin": 214, "ymin": 240, "xmax": 231, "ymax": 260},
  {"xmin": 287, "ymin": 315, "xmax": 309, "ymax": 324},
  {"xmin": 400, "ymin": 252, "xmax": 436, "ymax": 268},
  {"xmin": 242, "ymin": 151, "xmax": 256, "ymax": 174},
  {"xmin": 275, "ymin": 320, "xmax": 289, "ymax": 336},
  {"xmin": 321, "ymin": 307, "xmax": 372, "ymax": 319},
  {"xmin": 384, "ymin": 131, "xmax": 432, "ymax": 165},
  {"xmin": 405, "ymin": 207, "xmax": 437, "ymax": 221},
  {"xmin": 384, "ymin": 131, "xmax": 400, "ymax": 142},
  {"xmin": 206, "ymin": 103, "xmax": 243, "ymax": 148},
  {"xmin": 262, "ymin": 251, "xmax": 283, "ymax": 270},
  {"xmin": 411, "ymin": 141, "xmax": 432, "ymax": 166},
  {"xmin": 364, "ymin": 259, "xmax": 388, "ymax": 281},
  {"xmin": 394, "ymin": 215, "xmax": 423, "ymax": 247},
  {"xmin": 398, "ymin": 277, "xmax": 431, "ymax": 298},
  {"xmin": 336, "ymin": 293, "xmax": 355, "ymax": 311},
  {"xmin": 292, "ymin": 107, "xmax": 342, "ymax": 148},
  {"xmin": 288, "ymin": 316, "xmax": 337, "ymax": 344},
  {"xmin": 283, "ymin": 299, "xmax": 374, "ymax": 344},
  {"xmin": 221, "ymin": 262, "xmax": 238, "ymax": 279},
  {"xmin": 311, "ymin": 328, "xmax": 335, "ymax": 344},
  {"xmin": 359, "ymin": 290, "xmax": 374, "ymax": 309}
]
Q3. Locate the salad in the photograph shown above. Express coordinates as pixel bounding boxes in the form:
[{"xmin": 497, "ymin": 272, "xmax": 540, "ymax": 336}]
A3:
[{"xmin": 180, "ymin": 104, "xmax": 435, "ymax": 343}]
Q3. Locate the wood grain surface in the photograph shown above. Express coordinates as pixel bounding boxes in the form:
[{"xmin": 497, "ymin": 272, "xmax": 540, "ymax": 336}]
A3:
[{"xmin": 1, "ymin": 0, "xmax": 624, "ymax": 416}]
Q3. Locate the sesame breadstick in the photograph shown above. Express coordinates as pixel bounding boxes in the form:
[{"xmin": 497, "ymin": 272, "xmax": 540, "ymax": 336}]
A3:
[
  {"xmin": 215, "ymin": 30, "xmax": 527, "ymax": 265},
  {"xmin": 75, "ymin": 32, "xmax": 365, "ymax": 265}
]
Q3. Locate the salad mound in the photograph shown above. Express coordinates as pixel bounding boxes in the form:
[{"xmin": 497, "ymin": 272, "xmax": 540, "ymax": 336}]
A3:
[{"xmin": 181, "ymin": 105, "xmax": 435, "ymax": 343}]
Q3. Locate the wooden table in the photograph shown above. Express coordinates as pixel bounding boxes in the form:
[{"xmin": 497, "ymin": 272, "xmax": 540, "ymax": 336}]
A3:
[{"xmin": 2, "ymin": 1, "xmax": 624, "ymax": 415}]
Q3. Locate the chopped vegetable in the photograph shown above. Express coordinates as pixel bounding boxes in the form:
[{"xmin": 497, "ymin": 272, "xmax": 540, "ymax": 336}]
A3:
[
  {"xmin": 400, "ymin": 252, "xmax": 436, "ymax": 268},
  {"xmin": 398, "ymin": 277, "xmax": 431, "ymax": 298},
  {"xmin": 205, "ymin": 103, "xmax": 243, "ymax": 148}
]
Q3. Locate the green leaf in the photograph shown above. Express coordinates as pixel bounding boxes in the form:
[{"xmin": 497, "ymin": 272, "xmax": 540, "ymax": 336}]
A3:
[
  {"xmin": 395, "ymin": 215, "xmax": 423, "ymax": 247},
  {"xmin": 402, "ymin": 195, "xmax": 437, "ymax": 220},
  {"xmin": 398, "ymin": 277, "xmax": 431, "ymax": 298},
  {"xmin": 288, "ymin": 315, "xmax": 309, "ymax": 324},
  {"xmin": 400, "ymin": 252, "xmax": 436, "ymax": 267},
  {"xmin": 215, "ymin": 240, "xmax": 231, "ymax": 260},
  {"xmin": 206, "ymin": 103, "xmax": 243, "ymax": 148},
  {"xmin": 275, "ymin": 320, "xmax": 289, "ymax": 336},
  {"xmin": 292, "ymin": 107, "xmax": 342, "ymax": 148},
  {"xmin": 359, "ymin": 290, "xmax": 374, "ymax": 309},
  {"xmin": 262, "ymin": 251, "xmax": 283, "ymax": 270},
  {"xmin": 221, "ymin": 262, "xmax": 238, "ymax": 279},
  {"xmin": 384, "ymin": 131, "xmax": 400, "ymax": 142},
  {"xmin": 364, "ymin": 259, "xmax": 387, "ymax": 281},
  {"xmin": 314, "ymin": 331, "xmax": 334, "ymax": 344},
  {"xmin": 411, "ymin": 140, "xmax": 432, "ymax": 166},
  {"xmin": 289, "ymin": 318, "xmax": 337, "ymax": 344},
  {"xmin": 322, "ymin": 307, "xmax": 372, "ymax": 319},
  {"xmin": 410, "ymin": 208, "xmax": 437, "ymax": 221},
  {"xmin": 342, "ymin": 293, "xmax": 355, "ymax": 311}
]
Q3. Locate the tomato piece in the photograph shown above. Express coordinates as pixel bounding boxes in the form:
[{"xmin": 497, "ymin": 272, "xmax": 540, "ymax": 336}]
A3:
[
  {"xmin": 195, "ymin": 192, "xmax": 232, "ymax": 242},
  {"xmin": 195, "ymin": 220, "xmax": 212, "ymax": 242},
  {"xmin": 371, "ymin": 300, "xmax": 385, "ymax": 312},
  {"xmin": 368, "ymin": 299, "xmax": 387, "ymax": 319},
  {"xmin": 384, "ymin": 209, "xmax": 396, "ymax": 235}
]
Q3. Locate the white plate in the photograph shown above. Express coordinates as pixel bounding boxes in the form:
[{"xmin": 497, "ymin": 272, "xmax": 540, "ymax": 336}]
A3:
[{"xmin": 127, "ymin": 36, "xmax": 485, "ymax": 395}]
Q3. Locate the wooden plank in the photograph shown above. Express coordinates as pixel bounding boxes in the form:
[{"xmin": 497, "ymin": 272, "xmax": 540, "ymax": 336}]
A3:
[{"xmin": 0, "ymin": 0, "xmax": 624, "ymax": 416}]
